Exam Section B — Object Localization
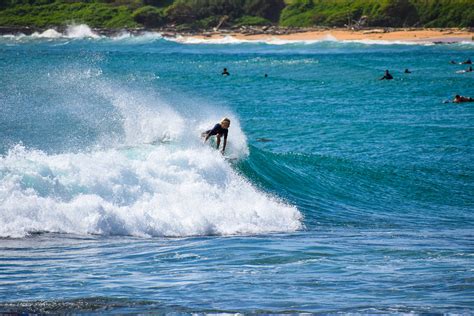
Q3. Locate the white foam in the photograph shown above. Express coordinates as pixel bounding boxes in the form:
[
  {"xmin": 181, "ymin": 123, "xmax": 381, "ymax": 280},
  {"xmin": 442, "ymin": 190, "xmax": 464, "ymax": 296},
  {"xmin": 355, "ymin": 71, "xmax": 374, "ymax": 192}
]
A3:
[
  {"xmin": 0, "ymin": 144, "xmax": 302, "ymax": 238},
  {"xmin": 31, "ymin": 29, "xmax": 62, "ymax": 38},
  {"xmin": 112, "ymin": 31, "xmax": 163, "ymax": 43},
  {"xmin": 341, "ymin": 39, "xmax": 433, "ymax": 46},
  {"xmin": 167, "ymin": 35, "xmax": 323, "ymax": 45},
  {"xmin": 65, "ymin": 24, "xmax": 100, "ymax": 39},
  {"xmin": 169, "ymin": 35, "xmax": 251, "ymax": 45},
  {"xmin": 165, "ymin": 34, "xmax": 437, "ymax": 46},
  {"xmin": 20, "ymin": 24, "xmax": 100, "ymax": 40}
]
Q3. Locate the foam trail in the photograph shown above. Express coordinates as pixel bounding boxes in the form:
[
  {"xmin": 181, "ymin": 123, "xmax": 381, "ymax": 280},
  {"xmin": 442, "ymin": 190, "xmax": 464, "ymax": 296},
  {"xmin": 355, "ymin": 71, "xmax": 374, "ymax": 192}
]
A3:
[{"xmin": 166, "ymin": 34, "xmax": 436, "ymax": 46}]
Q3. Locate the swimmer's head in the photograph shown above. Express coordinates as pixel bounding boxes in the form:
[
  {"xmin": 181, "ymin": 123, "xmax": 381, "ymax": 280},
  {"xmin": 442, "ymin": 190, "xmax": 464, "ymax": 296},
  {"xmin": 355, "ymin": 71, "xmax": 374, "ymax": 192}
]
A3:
[
  {"xmin": 455, "ymin": 95, "xmax": 461, "ymax": 99},
  {"xmin": 221, "ymin": 117, "xmax": 231, "ymax": 128}
]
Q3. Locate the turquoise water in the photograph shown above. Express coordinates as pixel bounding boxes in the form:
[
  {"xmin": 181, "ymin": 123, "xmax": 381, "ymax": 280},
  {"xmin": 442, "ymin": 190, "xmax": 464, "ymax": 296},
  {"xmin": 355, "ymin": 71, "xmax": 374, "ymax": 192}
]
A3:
[{"xmin": 0, "ymin": 28, "xmax": 473, "ymax": 313}]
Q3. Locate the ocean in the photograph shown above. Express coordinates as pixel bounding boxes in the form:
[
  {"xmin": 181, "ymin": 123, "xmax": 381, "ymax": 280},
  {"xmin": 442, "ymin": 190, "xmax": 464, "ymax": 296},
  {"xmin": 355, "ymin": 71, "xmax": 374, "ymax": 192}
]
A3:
[{"xmin": 0, "ymin": 25, "xmax": 473, "ymax": 314}]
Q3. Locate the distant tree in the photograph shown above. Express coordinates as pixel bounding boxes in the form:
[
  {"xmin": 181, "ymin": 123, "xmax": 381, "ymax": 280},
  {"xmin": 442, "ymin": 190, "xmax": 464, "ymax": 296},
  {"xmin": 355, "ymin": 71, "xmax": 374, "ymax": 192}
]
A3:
[
  {"xmin": 166, "ymin": 0, "xmax": 246, "ymax": 24},
  {"xmin": 293, "ymin": 0, "xmax": 314, "ymax": 10},
  {"xmin": 371, "ymin": 0, "xmax": 419, "ymax": 27},
  {"xmin": 165, "ymin": 2, "xmax": 195, "ymax": 24},
  {"xmin": 132, "ymin": 5, "xmax": 164, "ymax": 27},
  {"xmin": 0, "ymin": 0, "xmax": 10, "ymax": 9},
  {"xmin": 142, "ymin": 0, "xmax": 173, "ymax": 7},
  {"xmin": 243, "ymin": 0, "xmax": 285, "ymax": 22}
]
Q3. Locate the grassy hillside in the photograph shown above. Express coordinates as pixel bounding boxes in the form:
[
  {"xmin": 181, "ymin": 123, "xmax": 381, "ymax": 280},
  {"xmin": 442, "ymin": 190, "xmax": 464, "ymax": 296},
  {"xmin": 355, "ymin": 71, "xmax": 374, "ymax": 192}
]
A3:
[
  {"xmin": 280, "ymin": 0, "xmax": 474, "ymax": 28},
  {"xmin": 0, "ymin": 2, "xmax": 137, "ymax": 28},
  {"xmin": 0, "ymin": 0, "xmax": 472, "ymax": 29}
]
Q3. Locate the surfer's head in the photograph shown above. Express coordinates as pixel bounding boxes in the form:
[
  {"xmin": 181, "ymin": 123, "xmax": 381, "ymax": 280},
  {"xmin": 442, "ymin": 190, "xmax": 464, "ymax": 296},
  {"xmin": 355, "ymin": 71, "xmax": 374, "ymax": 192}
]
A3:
[{"xmin": 221, "ymin": 117, "xmax": 231, "ymax": 129}]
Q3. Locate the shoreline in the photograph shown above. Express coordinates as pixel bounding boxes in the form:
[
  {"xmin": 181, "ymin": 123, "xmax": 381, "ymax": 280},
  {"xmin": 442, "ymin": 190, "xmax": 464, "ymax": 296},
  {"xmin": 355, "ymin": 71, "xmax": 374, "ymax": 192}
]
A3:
[
  {"xmin": 1, "ymin": 26, "xmax": 473, "ymax": 43},
  {"xmin": 191, "ymin": 27, "xmax": 474, "ymax": 44}
]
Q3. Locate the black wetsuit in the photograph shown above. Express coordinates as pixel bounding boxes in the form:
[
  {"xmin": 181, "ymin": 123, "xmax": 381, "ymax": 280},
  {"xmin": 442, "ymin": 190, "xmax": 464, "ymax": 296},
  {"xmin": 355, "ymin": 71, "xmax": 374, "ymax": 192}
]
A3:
[
  {"xmin": 381, "ymin": 73, "xmax": 393, "ymax": 80},
  {"xmin": 206, "ymin": 124, "xmax": 228, "ymax": 138}
]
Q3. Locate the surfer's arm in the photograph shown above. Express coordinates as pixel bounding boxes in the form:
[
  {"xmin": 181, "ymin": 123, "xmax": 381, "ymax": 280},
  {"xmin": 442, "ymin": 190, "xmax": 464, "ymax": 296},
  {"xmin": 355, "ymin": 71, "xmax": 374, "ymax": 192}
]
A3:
[
  {"xmin": 216, "ymin": 134, "xmax": 221, "ymax": 150},
  {"xmin": 221, "ymin": 136, "xmax": 227, "ymax": 154}
]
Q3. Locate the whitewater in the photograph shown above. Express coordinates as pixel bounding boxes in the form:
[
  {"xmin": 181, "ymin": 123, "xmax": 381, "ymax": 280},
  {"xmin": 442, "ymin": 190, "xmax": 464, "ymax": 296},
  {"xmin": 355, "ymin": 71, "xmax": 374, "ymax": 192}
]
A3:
[{"xmin": 0, "ymin": 25, "xmax": 473, "ymax": 313}]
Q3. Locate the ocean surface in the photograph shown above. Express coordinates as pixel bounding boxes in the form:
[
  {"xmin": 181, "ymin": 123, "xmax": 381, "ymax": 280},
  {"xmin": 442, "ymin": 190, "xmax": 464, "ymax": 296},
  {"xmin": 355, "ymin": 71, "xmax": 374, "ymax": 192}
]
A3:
[{"xmin": 0, "ymin": 25, "xmax": 473, "ymax": 314}]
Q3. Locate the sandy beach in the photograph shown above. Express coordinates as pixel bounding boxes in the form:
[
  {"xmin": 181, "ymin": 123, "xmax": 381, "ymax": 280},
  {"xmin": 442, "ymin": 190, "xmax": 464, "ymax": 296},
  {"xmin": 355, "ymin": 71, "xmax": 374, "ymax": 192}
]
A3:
[{"xmin": 192, "ymin": 28, "xmax": 474, "ymax": 43}]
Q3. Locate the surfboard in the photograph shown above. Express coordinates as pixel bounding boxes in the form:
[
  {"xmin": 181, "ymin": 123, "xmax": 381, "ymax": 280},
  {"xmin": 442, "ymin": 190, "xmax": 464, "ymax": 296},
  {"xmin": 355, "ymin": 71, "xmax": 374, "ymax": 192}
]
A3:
[{"xmin": 224, "ymin": 156, "xmax": 239, "ymax": 162}]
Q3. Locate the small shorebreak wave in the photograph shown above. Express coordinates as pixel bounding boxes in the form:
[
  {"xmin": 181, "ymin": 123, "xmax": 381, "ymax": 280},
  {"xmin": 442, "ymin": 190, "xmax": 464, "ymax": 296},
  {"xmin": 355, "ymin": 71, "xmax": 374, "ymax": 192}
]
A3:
[{"xmin": 2, "ymin": 24, "xmax": 472, "ymax": 47}]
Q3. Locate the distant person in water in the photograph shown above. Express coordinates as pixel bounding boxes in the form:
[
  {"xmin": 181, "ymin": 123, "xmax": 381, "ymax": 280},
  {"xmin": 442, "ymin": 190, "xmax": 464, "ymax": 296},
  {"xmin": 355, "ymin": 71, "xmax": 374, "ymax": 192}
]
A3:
[
  {"xmin": 461, "ymin": 58, "xmax": 472, "ymax": 64},
  {"xmin": 453, "ymin": 95, "xmax": 474, "ymax": 103},
  {"xmin": 202, "ymin": 118, "xmax": 231, "ymax": 154},
  {"xmin": 450, "ymin": 60, "xmax": 457, "ymax": 64},
  {"xmin": 380, "ymin": 70, "xmax": 393, "ymax": 80},
  {"xmin": 264, "ymin": 73, "xmax": 268, "ymax": 78},
  {"xmin": 222, "ymin": 68, "xmax": 230, "ymax": 76},
  {"xmin": 404, "ymin": 68, "xmax": 412, "ymax": 74},
  {"xmin": 456, "ymin": 66, "xmax": 473, "ymax": 73}
]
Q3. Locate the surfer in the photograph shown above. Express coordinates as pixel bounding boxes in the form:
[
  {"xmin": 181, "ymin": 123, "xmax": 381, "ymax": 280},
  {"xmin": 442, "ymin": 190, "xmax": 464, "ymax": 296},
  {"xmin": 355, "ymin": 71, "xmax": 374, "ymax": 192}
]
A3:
[
  {"xmin": 404, "ymin": 68, "xmax": 412, "ymax": 74},
  {"xmin": 453, "ymin": 95, "xmax": 474, "ymax": 103},
  {"xmin": 456, "ymin": 66, "xmax": 473, "ymax": 73},
  {"xmin": 380, "ymin": 70, "xmax": 393, "ymax": 80},
  {"xmin": 222, "ymin": 68, "xmax": 230, "ymax": 76},
  {"xmin": 202, "ymin": 118, "xmax": 231, "ymax": 154},
  {"xmin": 461, "ymin": 58, "xmax": 472, "ymax": 64}
]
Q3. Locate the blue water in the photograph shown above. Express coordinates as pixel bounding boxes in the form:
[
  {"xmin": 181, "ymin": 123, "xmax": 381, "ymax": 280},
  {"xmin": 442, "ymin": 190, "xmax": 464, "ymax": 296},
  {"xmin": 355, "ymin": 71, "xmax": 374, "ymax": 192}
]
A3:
[{"xmin": 1, "ymin": 29, "xmax": 473, "ymax": 313}]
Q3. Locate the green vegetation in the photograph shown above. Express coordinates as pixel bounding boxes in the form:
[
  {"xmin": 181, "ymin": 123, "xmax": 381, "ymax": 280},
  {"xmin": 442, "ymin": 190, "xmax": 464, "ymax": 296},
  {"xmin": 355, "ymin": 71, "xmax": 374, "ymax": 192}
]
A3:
[
  {"xmin": 235, "ymin": 15, "xmax": 271, "ymax": 26},
  {"xmin": 164, "ymin": 0, "xmax": 284, "ymax": 28},
  {"xmin": 0, "ymin": 0, "xmax": 472, "ymax": 29},
  {"xmin": 0, "ymin": 2, "xmax": 138, "ymax": 28},
  {"xmin": 280, "ymin": 0, "xmax": 473, "ymax": 28},
  {"xmin": 132, "ymin": 5, "xmax": 164, "ymax": 28}
]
